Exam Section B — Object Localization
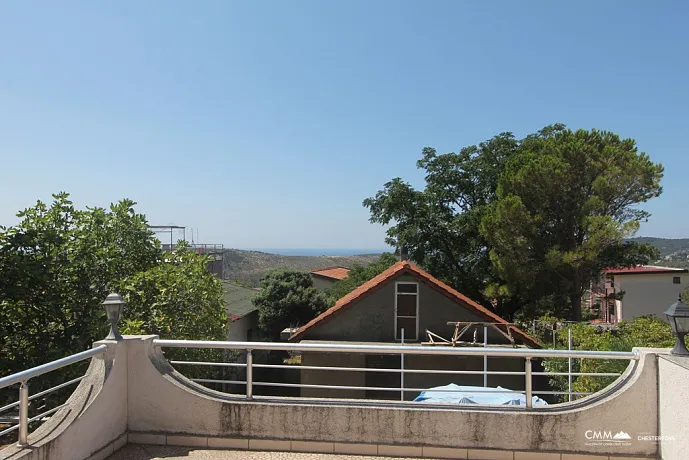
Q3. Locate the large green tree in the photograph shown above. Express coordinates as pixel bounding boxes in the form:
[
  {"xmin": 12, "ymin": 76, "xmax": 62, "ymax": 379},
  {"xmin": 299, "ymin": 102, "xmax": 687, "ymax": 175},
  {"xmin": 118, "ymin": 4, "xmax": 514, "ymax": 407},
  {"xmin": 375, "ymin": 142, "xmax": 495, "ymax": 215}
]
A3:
[
  {"xmin": 364, "ymin": 133, "xmax": 519, "ymax": 308},
  {"xmin": 364, "ymin": 125, "xmax": 662, "ymax": 321},
  {"xmin": 481, "ymin": 126, "xmax": 663, "ymax": 320},
  {"xmin": 0, "ymin": 193, "xmax": 227, "ymax": 404},
  {"xmin": 0, "ymin": 193, "xmax": 159, "ymax": 375},
  {"xmin": 253, "ymin": 269, "xmax": 328, "ymax": 341}
]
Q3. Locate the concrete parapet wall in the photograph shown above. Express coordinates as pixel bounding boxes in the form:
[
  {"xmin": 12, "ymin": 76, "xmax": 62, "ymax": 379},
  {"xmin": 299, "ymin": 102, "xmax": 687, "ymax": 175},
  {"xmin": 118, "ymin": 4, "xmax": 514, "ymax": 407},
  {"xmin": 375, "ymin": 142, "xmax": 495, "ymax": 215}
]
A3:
[
  {"xmin": 0, "ymin": 340, "xmax": 127, "ymax": 460},
  {"xmin": 128, "ymin": 337, "xmax": 662, "ymax": 458},
  {"xmin": 659, "ymin": 355, "xmax": 689, "ymax": 460},
  {"xmin": 0, "ymin": 336, "xmax": 670, "ymax": 460}
]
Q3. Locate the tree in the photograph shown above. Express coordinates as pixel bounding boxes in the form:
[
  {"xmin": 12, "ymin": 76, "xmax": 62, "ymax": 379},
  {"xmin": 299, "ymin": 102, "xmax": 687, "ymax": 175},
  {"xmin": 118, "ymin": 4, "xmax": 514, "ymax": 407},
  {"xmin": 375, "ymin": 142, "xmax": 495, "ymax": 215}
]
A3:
[
  {"xmin": 0, "ymin": 193, "xmax": 227, "ymax": 405},
  {"xmin": 0, "ymin": 193, "xmax": 159, "ymax": 378},
  {"xmin": 481, "ymin": 126, "xmax": 663, "ymax": 320},
  {"xmin": 363, "ymin": 133, "xmax": 520, "ymax": 310},
  {"xmin": 119, "ymin": 241, "xmax": 227, "ymax": 339},
  {"xmin": 326, "ymin": 253, "xmax": 398, "ymax": 303},
  {"xmin": 253, "ymin": 269, "xmax": 328, "ymax": 341},
  {"xmin": 364, "ymin": 125, "xmax": 662, "ymax": 321},
  {"xmin": 118, "ymin": 242, "xmax": 228, "ymax": 374}
]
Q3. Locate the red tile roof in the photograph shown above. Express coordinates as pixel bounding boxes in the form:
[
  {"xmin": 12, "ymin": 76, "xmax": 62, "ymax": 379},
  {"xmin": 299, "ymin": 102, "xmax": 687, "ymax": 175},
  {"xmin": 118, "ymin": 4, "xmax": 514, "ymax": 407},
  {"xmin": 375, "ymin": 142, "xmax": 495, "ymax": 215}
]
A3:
[
  {"xmin": 310, "ymin": 266, "xmax": 351, "ymax": 281},
  {"xmin": 292, "ymin": 261, "xmax": 540, "ymax": 348},
  {"xmin": 604, "ymin": 265, "xmax": 688, "ymax": 275}
]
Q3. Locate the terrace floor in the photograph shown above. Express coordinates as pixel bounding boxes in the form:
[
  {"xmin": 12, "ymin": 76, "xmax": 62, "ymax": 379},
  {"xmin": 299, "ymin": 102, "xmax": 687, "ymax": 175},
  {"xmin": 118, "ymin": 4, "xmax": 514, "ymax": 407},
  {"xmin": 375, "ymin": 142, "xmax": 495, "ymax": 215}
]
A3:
[{"xmin": 107, "ymin": 445, "xmax": 429, "ymax": 460}]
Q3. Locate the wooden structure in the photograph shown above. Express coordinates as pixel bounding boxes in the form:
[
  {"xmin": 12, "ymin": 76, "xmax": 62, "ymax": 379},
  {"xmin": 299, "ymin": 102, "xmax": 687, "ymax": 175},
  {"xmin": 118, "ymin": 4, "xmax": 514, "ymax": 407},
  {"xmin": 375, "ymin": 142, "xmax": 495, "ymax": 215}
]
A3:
[{"xmin": 423, "ymin": 321, "xmax": 518, "ymax": 348}]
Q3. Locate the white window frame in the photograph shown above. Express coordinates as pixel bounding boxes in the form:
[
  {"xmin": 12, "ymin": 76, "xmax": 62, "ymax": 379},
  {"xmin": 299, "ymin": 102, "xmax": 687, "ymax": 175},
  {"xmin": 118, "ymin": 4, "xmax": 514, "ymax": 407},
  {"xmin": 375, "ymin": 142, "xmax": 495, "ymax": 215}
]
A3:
[{"xmin": 394, "ymin": 281, "xmax": 419, "ymax": 341}]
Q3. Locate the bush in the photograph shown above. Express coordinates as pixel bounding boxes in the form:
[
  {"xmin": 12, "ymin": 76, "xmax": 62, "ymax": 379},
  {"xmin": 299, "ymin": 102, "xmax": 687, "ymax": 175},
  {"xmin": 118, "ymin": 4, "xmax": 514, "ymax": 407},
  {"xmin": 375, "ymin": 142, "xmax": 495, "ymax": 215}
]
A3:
[{"xmin": 541, "ymin": 316, "xmax": 675, "ymax": 400}]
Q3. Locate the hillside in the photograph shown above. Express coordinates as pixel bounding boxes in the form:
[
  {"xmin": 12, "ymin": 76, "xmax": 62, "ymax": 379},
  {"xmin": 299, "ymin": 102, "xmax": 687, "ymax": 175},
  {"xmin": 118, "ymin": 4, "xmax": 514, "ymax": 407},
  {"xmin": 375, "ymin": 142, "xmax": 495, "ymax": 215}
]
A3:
[
  {"xmin": 222, "ymin": 249, "xmax": 383, "ymax": 287},
  {"xmin": 628, "ymin": 237, "xmax": 689, "ymax": 269}
]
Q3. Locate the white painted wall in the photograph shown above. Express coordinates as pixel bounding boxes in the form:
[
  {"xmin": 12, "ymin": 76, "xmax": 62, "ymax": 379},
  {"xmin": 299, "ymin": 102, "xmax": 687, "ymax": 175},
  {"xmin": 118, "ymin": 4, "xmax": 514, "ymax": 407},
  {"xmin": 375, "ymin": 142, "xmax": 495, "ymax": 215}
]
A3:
[
  {"xmin": 614, "ymin": 273, "xmax": 686, "ymax": 321},
  {"xmin": 228, "ymin": 311, "xmax": 259, "ymax": 341}
]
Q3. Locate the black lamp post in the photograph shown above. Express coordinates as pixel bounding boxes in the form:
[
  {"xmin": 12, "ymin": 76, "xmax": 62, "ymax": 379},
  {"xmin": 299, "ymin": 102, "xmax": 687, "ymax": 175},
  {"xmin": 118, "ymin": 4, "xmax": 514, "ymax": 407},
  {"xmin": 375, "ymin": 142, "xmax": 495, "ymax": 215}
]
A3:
[
  {"xmin": 664, "ymin": 295, "xmax": 689, "ymax": 356},
  {"xmin": 102, "ymin": 293, "xmax": 125, "ymax": 341}
]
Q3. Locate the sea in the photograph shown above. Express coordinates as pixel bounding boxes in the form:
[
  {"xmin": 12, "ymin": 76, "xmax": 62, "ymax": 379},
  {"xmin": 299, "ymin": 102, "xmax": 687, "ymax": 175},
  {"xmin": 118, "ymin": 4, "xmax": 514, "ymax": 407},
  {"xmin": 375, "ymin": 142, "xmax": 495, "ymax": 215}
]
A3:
[{"xmin": 243, "ymin": 248, "xmax": 391, "ymax": 256}]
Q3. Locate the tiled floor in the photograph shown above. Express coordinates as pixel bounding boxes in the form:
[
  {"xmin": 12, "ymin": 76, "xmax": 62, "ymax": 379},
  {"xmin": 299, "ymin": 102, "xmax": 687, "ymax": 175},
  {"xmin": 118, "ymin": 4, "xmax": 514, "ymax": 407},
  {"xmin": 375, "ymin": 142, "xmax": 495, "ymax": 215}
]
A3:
[{"xmin": 107, "ymin": 445, "xmax": 432, "ymax": 460}]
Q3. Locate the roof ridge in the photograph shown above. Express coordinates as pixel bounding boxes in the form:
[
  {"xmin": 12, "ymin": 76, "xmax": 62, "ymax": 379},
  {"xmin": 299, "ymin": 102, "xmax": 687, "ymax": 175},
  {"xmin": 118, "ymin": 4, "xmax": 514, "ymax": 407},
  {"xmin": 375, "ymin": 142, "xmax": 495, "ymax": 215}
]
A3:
[{"xmin": 311, "ymin": 266, "xmax": 351, "ymax": 272}]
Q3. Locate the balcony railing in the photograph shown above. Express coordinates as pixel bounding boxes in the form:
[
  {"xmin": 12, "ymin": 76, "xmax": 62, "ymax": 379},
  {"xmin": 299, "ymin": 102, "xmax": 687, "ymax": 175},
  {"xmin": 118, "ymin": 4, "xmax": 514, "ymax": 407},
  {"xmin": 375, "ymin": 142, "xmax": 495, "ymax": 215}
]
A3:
[
  {"xmin": 154, "ymin": 339, "xmax": 638, "ymax": 409},
  {"xmin": 0, "ymin": 345, "xmax": 107, "ymax": 447}
]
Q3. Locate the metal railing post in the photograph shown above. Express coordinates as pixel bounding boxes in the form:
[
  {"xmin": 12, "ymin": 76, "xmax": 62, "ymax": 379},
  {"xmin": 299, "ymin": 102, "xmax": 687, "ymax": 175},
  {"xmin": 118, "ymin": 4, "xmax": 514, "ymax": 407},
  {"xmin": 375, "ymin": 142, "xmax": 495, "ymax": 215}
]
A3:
[
  {"xmin": 483, "ymin": 326, "xmax": 488, "ymax": 387},
  {"xmin": 400, "ymin": 328, "xmax": 405, "ymax": 401},
  {"xmin": 525, "ymin": 357, "xmax": 533, "ymax": 409},
  {"xmin": 18, "ymin": 381, "xmax": 29, "ymax": 447},
  {"xmin": 246, "ymin": 349, "xmax": 253, "ymax": 399},
  {"xmin": 568, "ymin": 328, "xmax": 573, "ymax": 402}
]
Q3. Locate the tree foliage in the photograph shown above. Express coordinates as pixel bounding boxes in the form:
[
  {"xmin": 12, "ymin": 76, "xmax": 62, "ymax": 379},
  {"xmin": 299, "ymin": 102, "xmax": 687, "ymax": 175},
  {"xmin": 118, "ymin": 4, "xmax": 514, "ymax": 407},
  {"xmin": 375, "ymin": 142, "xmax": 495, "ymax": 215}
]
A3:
[
  {"xmin": 119, "ymin": 242, "xmax": 227, "ymax": 338},
  {"xmin": 365, "ymin": 125, "xmax": 662, "ymax": 321},
  {"xmin": 325, "ymin": 253, "xmax": 398, "ymax": 303},
  {"xmin": 364, "ymin": 134, "xmax": 518, "ymax": 307},
  {"xmin": 482, "ymin": 126, "xmax": 663, "ymax": 320},
  {"xmin": 0, "ymin": 193, "xmax": 227, "ymax": 405},
  {"xmin": 541, "ymin": 316, "xmax": 675, "ymax": 400},
  {"xmin": 119, "ymin": 241, "xmax": 228, "ymax": 373},
  {"xmin": 253, "ymin": 269, "xmax": 329, "ymax": 341},
  {"xmin": 0, "ymin": 193, "xmax": 158, "ymax": 376}
]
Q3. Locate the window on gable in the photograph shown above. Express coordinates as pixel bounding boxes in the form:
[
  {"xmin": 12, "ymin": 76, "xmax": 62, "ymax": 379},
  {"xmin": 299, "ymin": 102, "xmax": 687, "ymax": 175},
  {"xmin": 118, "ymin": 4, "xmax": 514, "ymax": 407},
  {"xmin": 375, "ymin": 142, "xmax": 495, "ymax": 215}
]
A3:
[
  {"xmin": 673, "ymin": 276, "xmax": 681, "ymax": 284},
  {"xmin": 395, "ymin": 282, "xmax": 418, "ymax": 341}
]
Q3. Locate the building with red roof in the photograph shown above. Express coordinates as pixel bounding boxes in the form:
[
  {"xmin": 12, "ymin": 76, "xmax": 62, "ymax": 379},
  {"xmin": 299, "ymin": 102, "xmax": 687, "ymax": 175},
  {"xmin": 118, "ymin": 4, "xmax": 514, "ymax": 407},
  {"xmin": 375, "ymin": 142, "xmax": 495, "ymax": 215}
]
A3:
[{"xmin": 309, "ymin": 266, "xmax": 351, "ymax": 291}]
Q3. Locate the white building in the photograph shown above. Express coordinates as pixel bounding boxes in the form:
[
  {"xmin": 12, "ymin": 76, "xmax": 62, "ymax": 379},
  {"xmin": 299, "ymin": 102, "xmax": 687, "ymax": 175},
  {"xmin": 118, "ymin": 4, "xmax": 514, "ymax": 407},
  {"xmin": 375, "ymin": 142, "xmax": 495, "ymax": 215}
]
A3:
[{"xmin": 603, "ymin": 265, "xmax": 687, "ymax": 322}]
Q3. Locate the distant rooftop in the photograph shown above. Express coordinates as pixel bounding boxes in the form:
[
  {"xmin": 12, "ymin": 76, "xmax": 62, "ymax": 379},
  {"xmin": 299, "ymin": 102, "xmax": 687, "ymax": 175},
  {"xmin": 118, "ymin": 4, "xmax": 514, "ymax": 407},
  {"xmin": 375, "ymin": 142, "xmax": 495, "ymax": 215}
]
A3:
[
  {"xmin": 310, "ymin": 266, "xmax": 351, "ymax": 281},
  {"xmin": 604, "ymin": 265, "xmax": 688, "ymax": 275},
  {"xmin": 221, "ymin": 281, "xmax": 259, "ymax": 320}
]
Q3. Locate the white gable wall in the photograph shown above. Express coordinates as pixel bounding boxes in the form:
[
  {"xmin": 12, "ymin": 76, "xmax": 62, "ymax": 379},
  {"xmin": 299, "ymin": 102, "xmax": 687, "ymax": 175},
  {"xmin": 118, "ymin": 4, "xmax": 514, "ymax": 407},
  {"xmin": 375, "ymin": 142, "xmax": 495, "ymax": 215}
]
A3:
[{"xmin": 615, "ymin": 273, "xmax": 686, "ymax": 321}]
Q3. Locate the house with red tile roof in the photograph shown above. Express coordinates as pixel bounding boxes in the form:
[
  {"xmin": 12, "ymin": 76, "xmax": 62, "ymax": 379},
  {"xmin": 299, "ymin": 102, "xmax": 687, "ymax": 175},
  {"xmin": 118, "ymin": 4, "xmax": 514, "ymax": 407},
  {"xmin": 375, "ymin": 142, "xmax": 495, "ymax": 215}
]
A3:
[
  {"xmin": 309, "ymin": 266, "xmax": 350, "ymax": 291},
  {"xmin": 594, "ymin": 265, "xmax": 688, "ymax": 323},
  {"xmin": 292, "ymin": 259, "xmax": 541, "ymax": 400}
]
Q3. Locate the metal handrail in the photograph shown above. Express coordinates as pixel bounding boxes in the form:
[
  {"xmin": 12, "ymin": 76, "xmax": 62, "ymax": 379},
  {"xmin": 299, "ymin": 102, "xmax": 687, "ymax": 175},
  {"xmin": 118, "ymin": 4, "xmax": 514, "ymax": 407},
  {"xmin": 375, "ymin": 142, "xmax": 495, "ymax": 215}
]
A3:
[
  {"xmin": 0, "ymin": 344, "xmax": 107, "ymax": 447},
  {"xmin": 0, "ymin": 376, "xmax": 86, "ymax": 414},
  {"xmin": 0, "ymin": 345, "xmax": 107, "ymax": 390},
  {"xmin": 153, "ymin": 339, "xmax": 638, "ymax": 360},
  {"xmin": 155, "ymin": 339, "xmax": 638, "ymax": 410}
]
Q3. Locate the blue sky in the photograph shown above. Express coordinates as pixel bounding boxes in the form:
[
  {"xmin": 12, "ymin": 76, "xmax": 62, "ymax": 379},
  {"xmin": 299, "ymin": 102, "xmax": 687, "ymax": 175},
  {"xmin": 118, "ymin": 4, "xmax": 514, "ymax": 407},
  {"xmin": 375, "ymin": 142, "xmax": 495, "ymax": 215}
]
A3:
[{"xmin": 1, "ymin": 1, "xmax": 687, "ymax": 250}]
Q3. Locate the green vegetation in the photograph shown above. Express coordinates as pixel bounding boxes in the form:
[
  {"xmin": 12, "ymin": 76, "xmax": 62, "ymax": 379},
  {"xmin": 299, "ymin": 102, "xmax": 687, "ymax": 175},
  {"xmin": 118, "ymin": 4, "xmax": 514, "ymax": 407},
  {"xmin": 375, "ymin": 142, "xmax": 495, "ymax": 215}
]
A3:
[
  {"xmin": 541, "ymin": 316, "xmax": 675, "ymax": 400},
  {"xmin": 252, "ymin": 269, "xmax": 329, "ymax": 341},
  {"xmin": 0, "ymin": 193, "xmax": 227, "ymax": 405},
  {"xmin": 365, "ymin": 124, "xmax": 663, "ymax": 322},
  {"xmin": 119, "ymin": 242, "xmax": 228, "ymax": 368},
  {"xmin": 325, "ymin": 253, "xmax": 398, "ymax": 303},
  {"xmin": 626, "ymin": 237, "xmax": 689, "ymax": 269},
  {"xmin": 628, "ymin": 237, "xmax": 689, "ymax": 258}
]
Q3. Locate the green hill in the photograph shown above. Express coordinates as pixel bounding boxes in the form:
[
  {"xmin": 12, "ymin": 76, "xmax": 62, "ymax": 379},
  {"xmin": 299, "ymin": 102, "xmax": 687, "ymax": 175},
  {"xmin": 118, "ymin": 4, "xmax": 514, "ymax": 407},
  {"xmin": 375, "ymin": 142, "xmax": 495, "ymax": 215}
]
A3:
[
  {"xmin": 627, "ymin": 237, "xmax": 689, "ymax": 269},
  {"xmin": 221, "ymin": 249, "xmax": 383, "ymax": 287},
  {"xmin": 628, "ymin": 237, "xmax": 689, "ymax": 258}
]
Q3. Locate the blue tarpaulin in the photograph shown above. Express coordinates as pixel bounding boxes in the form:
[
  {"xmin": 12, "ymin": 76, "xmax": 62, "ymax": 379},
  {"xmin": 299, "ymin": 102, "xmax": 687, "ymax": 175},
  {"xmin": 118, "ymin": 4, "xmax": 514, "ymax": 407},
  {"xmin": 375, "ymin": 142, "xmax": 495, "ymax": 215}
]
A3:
[{"xmin": 413, "ymin": 383, "xmax": 548, "ymax": 406}]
